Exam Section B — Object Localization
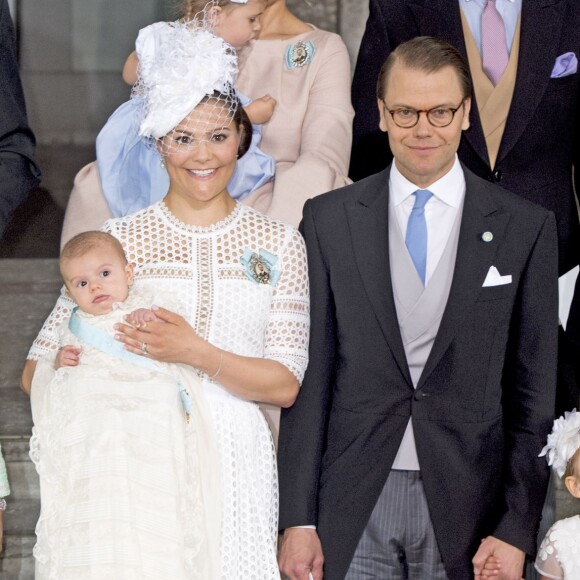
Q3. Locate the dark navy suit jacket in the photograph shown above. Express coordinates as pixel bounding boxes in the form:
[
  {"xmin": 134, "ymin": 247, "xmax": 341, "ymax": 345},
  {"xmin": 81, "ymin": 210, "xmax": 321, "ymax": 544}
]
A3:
[
  {"xmin": 0, "ymin": 0, "xmax": 40, "ymax": 235},
  {"xmin": 278, "ymin": 166, "xmax": 559, "ymax": 580}
]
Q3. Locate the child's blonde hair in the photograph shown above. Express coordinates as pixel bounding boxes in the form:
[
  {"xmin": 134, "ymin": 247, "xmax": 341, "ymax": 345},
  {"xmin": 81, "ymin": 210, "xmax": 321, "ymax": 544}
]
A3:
[{"xmin": 182, "ymin": 0, "xmax": 237, "ymax": 21}]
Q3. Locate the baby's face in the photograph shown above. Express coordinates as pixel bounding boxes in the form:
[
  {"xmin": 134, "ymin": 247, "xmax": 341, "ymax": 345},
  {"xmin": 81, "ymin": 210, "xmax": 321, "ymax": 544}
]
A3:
[{"xmin": 61, "ymin": 247, "xmax": 133, "ymax": 315}]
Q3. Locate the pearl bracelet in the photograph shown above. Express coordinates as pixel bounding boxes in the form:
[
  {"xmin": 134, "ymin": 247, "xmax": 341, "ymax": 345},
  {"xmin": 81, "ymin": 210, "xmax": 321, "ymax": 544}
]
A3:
[{"xmin": 0, "ymin": 498, "xmax": 6, "ymax": 511}]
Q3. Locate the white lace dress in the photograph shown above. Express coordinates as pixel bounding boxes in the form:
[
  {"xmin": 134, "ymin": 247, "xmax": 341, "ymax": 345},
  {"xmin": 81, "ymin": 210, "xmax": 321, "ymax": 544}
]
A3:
[
  {"xmin": 28, "ymin": 202, "xmax": 310, "ymax": 579},
  {"xmin": 535, "ymin": 515, "xmax": 580, "ymax": 579}
]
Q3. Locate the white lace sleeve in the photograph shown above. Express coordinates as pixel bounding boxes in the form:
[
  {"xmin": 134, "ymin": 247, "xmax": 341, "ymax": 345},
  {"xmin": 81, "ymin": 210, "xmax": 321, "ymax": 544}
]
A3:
[
  {"xmin": 264, "ymin": 227, "xmax": 309, "ymax": 383},
  {"xmin": 27, "ymin": 288, "xmax": 76, "ymax": 361},
  {"xmin": 535, "ymin": 523, "xmax": 565, "ymax": 580}
]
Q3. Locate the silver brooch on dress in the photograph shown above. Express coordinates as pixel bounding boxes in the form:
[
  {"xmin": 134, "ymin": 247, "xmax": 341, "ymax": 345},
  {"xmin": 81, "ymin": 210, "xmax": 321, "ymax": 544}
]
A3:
[
  {"xmin": 285, "ymin": 40, "xmax": 315, "ymax": 69},
  {"xmin": 241, "ymin": 249, "xmax": 281, "ymax": 286}
]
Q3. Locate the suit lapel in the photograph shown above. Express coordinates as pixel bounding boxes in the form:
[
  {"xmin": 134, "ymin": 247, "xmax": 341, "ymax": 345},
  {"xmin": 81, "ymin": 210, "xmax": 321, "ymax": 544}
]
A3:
[
  {"xmin": 408, "ymin": 0, "xmax": 491, "ymax": 165},
  {"xmin": 345, "ymin": 169, "xmax": 413, "ymax": 387},
  {"xmin": 417, "ymin": 168, "xmax": 510, "ymax": 389},
  {"xmin": 498, "ymin": 0, "xmax": 567, "ymax": 163}
]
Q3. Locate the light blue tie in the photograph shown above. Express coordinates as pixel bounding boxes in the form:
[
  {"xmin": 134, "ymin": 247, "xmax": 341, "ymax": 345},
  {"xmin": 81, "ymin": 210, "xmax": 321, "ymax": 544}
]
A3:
[{"xmin": 405, "ymin": 189, "xmax": 433, "ymax": 285}]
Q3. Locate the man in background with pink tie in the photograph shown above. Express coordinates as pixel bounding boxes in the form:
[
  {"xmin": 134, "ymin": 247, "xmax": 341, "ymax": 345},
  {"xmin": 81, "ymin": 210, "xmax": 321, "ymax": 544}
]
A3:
[
  {"xmin": 351, "ymin": 1, "xmax": 580, "ymax": 309},
  {"xmin": 351, "ymin": 0, "xmax": 580, "ymax": 286}
]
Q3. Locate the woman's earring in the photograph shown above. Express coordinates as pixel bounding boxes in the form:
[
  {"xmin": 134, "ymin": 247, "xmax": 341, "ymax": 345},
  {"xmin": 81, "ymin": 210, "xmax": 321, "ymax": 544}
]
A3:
[{"xmin": 160, "ymin": 158, "xmax": 166, "ymax": 169}]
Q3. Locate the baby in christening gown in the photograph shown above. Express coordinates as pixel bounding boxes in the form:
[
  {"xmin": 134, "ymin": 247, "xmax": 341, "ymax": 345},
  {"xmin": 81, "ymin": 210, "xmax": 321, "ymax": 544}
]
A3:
[
  {"xmin": 535, "ymin": 409, "xmax": 580, "ymax": 579},
  {"xmin": 29, "ymin": 231, "xmax": 219, "ymax": 580}
]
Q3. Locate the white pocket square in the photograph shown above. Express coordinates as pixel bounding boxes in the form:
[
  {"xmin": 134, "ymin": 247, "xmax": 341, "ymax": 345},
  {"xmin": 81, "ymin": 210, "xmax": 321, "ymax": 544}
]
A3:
[{"xmin": 482, "ymin": 266, "xmax": 512, "ymax": 287}]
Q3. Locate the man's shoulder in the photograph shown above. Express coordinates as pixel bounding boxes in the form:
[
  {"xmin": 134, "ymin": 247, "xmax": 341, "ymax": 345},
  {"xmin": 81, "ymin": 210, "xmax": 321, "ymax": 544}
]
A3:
[
  {"xmin": 305, "ymin": 169, "xmax": 389, "ymax": 216},
  {"xmin": 464, "ymin": 166, "xmax": 553, "ymax": 224}
]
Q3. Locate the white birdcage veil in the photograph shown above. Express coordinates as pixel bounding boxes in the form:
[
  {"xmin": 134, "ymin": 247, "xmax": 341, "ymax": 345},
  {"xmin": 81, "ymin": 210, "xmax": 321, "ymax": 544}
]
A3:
[{"xmin": 132, "ymin": 4, "xmax": 241, "ymax": 154}]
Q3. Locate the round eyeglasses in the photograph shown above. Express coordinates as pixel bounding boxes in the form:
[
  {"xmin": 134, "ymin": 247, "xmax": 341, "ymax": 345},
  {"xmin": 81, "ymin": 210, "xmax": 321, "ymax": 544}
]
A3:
[{"xmin": 383, "ymin": 99, "xmax": 466, "ymax": 128}]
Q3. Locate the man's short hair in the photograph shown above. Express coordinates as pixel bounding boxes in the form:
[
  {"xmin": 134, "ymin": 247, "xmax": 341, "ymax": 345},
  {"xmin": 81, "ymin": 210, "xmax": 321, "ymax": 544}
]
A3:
[
  {"xmin": 60, "ymin": 231, "xmax": 127, "ymax": 266},
  {"xmin": 376, "ymin": 36, "xmax": 473, "ymax": 101}
]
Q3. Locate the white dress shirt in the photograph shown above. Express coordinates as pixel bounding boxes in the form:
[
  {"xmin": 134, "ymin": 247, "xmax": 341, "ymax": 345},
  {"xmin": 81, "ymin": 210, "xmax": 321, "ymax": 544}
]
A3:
[
  {"xmin": 461, "ymin": 0, "xmax": 522, "ymax": 56},
  {"xmin": 390, "ymin": 156, "xmax": 466, "ymax": 286}
]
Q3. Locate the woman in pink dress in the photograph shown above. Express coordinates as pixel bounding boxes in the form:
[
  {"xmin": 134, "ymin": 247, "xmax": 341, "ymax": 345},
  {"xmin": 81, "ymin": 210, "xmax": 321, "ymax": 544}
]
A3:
[{"xmin": 239, "ymin": 0, "xmax": 354, "ymax": 228}]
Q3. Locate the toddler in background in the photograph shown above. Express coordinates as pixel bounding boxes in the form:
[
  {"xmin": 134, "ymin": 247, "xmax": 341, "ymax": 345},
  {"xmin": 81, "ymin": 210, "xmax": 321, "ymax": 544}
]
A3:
[
  {"xmin": 535, "ymin": 409, "xmax": 580, "ymax": 579},
  {"xmin": 123, "ymin": 0, "xmax": 276, "ymax": 125},
  {"xmin": 29, "ymin": 231, "xmax": 218, "ymax": 579}
]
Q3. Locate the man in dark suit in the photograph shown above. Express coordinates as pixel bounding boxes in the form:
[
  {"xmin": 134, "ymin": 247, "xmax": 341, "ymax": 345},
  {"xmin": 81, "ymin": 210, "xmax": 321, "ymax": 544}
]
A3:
[
  {"xmin": 0, "ymin": 0, "xmax": 41, "ymax": 236},
  {"xmin": 278, "ymin": 37, "xmax": 558, "ymax": 580},
  {"xmin": 350, "ymin": 0, "xmax": 580, "ymax": 280}
]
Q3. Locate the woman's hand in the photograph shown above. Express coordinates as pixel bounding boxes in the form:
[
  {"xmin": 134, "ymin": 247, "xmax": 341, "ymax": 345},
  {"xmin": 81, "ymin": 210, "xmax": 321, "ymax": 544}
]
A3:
[
  {"xmin": 115, "ymin": 306, "xmax": 201, "ymax": 365},
  {"xmin": 115, "ymin": 307, "xmax": 299, "ymax": 406}
]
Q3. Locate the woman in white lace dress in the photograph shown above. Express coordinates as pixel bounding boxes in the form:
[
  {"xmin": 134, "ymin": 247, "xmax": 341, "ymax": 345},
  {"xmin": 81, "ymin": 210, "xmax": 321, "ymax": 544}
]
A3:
[{"xmin": 22, "ymin": 21, "xmax": 309, "ymax": 579}]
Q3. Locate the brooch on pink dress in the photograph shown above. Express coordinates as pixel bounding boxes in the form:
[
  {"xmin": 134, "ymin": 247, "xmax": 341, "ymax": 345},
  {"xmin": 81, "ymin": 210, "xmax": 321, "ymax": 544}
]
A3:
[{"xmin": 285, "ymin": 40, "xmax": 315, "ymax": 69}]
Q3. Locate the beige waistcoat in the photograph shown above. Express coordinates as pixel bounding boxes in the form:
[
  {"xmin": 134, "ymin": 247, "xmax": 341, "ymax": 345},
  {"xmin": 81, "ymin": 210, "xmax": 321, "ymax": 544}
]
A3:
[{"xmin": 460, "ymin": 9, "xmax": 521, "ymax": 168}]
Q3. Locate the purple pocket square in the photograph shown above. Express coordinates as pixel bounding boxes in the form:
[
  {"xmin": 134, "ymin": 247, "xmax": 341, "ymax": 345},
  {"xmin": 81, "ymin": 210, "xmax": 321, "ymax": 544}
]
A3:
[{"xmin": 551, "ymin": 52, "xmax": 578, "ymax": 78}]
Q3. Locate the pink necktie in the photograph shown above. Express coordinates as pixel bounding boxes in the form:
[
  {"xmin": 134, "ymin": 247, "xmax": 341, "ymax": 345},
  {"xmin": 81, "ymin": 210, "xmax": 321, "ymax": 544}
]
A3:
[{"xmin": 481, "ymin": 0, "xmax": 509, "ymax": 85}]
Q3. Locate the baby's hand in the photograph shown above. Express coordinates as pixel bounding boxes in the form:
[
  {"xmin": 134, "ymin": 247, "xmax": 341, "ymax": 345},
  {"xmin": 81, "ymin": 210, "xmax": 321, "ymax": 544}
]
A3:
[
  {"xmin": 126, "ymin": 308, "xmax": 161, "ymax": 329},
  {"xmin": 55, "ymin": 345, "xmax": 82, "ymax": 369},
  {"xmin": 244, "ymin": 95, "xmax": 277, "ymax": 125}
]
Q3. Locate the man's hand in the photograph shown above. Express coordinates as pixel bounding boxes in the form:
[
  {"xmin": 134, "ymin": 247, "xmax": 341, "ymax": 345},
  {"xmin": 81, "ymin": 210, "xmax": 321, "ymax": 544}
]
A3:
[
  {"xmin": 55, "ymin": 345, "xmax": 81, "ymax": 369},
  {"xmin": 473, "ymin": 536, "xmax": 525, "ymax": 580},
  {"xmin": 278, "ymin": 528, "xmax": 324, "ymax": 580}
]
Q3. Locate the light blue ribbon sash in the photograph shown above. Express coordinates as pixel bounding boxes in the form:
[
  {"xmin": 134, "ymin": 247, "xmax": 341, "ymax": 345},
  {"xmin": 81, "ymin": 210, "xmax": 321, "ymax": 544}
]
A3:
[{"xmin": 68, "ymin": 308, "xmax": 192, "ymax": 420}]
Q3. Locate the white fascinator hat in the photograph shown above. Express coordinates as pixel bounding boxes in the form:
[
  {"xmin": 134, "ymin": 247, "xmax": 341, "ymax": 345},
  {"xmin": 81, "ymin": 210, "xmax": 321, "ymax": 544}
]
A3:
[{"xmin": 133, "ymin": 19, "xmax": 239, "ymax": 140}]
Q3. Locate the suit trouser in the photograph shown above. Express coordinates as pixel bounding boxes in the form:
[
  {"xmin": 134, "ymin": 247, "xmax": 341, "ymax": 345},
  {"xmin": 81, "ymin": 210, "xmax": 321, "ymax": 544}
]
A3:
[{"xmin": 345, "ymin": 470, "xmax": 448, "ymax": 580}]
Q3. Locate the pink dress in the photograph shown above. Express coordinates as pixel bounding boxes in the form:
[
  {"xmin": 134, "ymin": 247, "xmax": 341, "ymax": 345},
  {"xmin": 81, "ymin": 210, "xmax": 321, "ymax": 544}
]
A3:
[{"xmin": 238, "ymin": 26, "xmax": 354, "ymax": 229}]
